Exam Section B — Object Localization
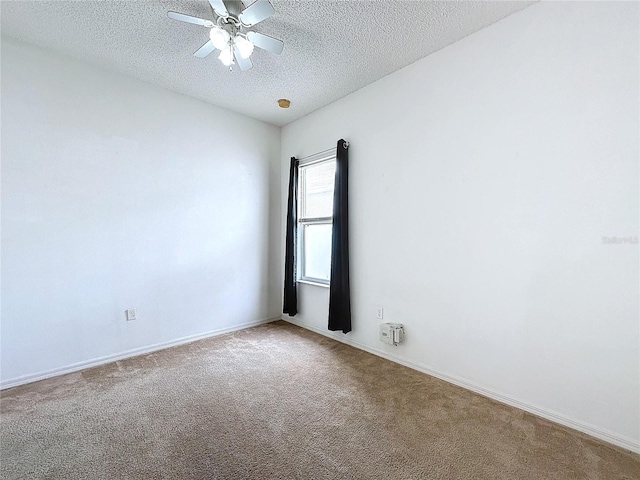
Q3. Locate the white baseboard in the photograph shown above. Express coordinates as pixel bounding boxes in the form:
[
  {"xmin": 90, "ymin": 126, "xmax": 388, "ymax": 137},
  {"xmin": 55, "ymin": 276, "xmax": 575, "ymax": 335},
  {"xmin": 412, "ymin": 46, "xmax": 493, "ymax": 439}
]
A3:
[
  {"xmin": 0, "ymin": 317, "xmax": 280, "ymax": 390},
  {"xmin": 283, "ymin": 316, "xmax": 640, "ymax": 454}
]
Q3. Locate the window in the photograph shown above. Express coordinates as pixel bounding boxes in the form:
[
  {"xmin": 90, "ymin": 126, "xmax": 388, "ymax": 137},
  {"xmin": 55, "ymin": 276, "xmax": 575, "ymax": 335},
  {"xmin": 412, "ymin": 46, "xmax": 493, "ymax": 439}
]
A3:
[{"xmin": 298, "ymin": 156, "xmax": 336, "ymax": 285}]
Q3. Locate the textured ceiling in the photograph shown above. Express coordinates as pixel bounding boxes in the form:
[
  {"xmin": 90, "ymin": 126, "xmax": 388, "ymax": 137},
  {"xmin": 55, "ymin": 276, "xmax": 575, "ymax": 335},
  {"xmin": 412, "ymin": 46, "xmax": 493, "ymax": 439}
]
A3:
[{"xmin": 1, "ymin": 1, "xmax": 534, "ymax": 126}]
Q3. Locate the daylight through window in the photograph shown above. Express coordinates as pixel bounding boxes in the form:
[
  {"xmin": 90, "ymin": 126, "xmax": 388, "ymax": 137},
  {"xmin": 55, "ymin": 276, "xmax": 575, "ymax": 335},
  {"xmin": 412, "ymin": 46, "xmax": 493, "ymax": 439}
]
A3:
[{"xmin": 298, "ymin": 156, "xmax": 336, "ymax": 284}]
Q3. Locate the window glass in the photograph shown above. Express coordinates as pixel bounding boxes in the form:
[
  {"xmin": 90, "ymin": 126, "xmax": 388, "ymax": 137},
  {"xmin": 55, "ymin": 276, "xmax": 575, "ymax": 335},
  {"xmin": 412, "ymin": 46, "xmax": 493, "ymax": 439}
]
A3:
[
  {"xmin": 298, "ymin": 157, "xmax": 336, "ymax": 284},
  {"xmin": 300, "ymin": 161, "xmax": 336, "ymax": 219},
  {"xmin": 302, "ymin": 224, "xmax": 332, "ymax": 281}
]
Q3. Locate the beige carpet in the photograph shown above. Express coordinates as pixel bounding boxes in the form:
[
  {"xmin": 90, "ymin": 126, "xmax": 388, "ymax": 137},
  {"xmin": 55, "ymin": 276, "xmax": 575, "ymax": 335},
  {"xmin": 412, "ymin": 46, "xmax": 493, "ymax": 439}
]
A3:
[{"xmin": 1, "ymin": 321, "xmax": 638, "ymax": 479}]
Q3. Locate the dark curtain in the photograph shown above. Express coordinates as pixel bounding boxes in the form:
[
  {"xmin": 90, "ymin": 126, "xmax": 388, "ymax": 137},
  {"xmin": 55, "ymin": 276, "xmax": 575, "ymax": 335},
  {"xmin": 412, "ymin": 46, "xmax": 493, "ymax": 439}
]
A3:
[
  {"xmin": 328, "ymin": 139, "xmax": 351, "ymax": 333},
  {"xmin": 283, "ymin": 157, "xmax": 299, "ymax": 316}
]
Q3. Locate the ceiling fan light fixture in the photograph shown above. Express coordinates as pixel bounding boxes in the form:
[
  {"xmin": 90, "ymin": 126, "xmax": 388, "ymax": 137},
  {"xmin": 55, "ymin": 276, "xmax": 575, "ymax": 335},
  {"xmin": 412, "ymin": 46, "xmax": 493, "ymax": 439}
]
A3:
[
  {"xmin": 168, "ymin": 0, "xmax": 283, "ymax": 72},
  {"xmin": 234, "ymin": 35, "xmax": 254, "ymax": 59},
  {"xmin": 209, "ymin": 27, "xmax": 230, "ymax": 50},
  {"xmin": 218, "ymin": 46, "xmax": 234, "ymax": 66}
]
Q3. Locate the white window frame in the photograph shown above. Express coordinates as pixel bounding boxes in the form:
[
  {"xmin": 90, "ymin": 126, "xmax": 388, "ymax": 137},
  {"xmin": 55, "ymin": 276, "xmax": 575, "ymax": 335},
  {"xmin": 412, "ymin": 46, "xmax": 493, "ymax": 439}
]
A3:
[{"xmin": 297, "ymin": 153, "xmax": 336, "ymax": 286}]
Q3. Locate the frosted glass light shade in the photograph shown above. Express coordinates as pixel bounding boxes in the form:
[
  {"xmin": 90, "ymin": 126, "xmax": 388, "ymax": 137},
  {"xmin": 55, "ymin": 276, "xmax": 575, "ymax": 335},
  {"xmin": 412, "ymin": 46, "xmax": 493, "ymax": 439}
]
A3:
[
  {"xmin": 209, "ymin": 27, "xmax": 230, "ymax": 50},
  {"xmin": 234, "ymin": 35, "xmax": 254, "ymax": 59},
  {"xmin": 218, "ymin": 46, "xmax": 234, "ymax": 66}
]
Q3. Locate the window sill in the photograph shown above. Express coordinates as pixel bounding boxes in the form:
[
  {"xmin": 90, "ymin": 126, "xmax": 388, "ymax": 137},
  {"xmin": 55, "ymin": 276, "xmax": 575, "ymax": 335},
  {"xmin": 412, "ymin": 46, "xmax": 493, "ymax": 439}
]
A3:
[{"xmin": 298, "ymin": 279, "xmax": 330, "ymax": 289}]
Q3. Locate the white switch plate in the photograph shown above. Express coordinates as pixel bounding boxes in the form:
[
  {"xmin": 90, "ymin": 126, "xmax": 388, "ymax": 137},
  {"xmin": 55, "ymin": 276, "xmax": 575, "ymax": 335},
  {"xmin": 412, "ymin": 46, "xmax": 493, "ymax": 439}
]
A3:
[
  {"xmin": 126, "ymin": 308, "xmax": 137, "ymax": 321},
  {"xmin": 376, "ymin": 307, "xmax": 384, "ymax": 320}
]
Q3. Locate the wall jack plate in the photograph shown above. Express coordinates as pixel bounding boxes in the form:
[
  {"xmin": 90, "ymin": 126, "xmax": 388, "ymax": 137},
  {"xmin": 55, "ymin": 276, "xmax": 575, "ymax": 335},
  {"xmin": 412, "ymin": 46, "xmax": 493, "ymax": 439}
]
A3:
[{"xmin": 126, "ymin": 308, "xmax": 137, "ymax": 321}]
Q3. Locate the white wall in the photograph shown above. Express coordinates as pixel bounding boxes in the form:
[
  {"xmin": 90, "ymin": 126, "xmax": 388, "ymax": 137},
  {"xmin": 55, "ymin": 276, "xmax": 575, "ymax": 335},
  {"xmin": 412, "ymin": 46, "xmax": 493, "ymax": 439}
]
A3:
[
  {"xmin": 1, "ymin": 39, "xmax": 281, "ymax": 385},
  {"xmin": 281, "ymin": 1, "xmax": 639, "ymax": 450}
]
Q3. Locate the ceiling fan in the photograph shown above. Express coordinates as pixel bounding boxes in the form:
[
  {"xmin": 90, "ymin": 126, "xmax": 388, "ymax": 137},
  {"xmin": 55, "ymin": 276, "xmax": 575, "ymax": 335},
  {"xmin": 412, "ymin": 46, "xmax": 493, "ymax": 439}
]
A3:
[{"xmin": 168, "ymin": 0, "xmax": 284, "ymax": 71}]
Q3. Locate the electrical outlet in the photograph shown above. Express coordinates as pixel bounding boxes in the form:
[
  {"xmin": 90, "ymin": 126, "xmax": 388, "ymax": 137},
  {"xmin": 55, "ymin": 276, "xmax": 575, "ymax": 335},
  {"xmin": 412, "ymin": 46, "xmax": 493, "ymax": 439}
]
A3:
[
  {"xmin": 126, "ymin": 308, "xmax": 137, "ymax": 321},
  {"xmin": 376, "ymin": 307, "xmax": 384, "ymax": 320}
]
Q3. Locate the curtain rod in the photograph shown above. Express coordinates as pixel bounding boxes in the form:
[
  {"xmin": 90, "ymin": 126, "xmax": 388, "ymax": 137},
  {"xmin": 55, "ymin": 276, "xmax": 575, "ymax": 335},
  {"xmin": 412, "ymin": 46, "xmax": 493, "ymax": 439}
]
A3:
[{"xmin": 296, "ymin": 141, "xmax": 349, "ymax": 162}]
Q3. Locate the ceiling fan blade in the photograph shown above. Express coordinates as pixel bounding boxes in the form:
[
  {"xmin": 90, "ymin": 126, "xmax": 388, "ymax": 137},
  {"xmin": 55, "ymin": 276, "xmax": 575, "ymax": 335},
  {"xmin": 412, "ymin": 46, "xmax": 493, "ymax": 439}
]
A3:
[
  {"xmin": 246, "ymin": 31, "xmax": 283, "ymax": 55},
  {"xmin": 208, "ymin": 0, "xmax": 228, "ymax": 17},
  {"xmin": 233, "ymin": 46, "xmax": 253, "ymax": 71},
  {"xmin": 239, "ymin": 1, "xmax": 275, "ymax": 26},
  {"xmin": 194, "ymin": 41, "xmax": 216, "ymax": 58},
  {"xmin": 167, "ymin": 11, "xmax": 214, "ymax": 27}
]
